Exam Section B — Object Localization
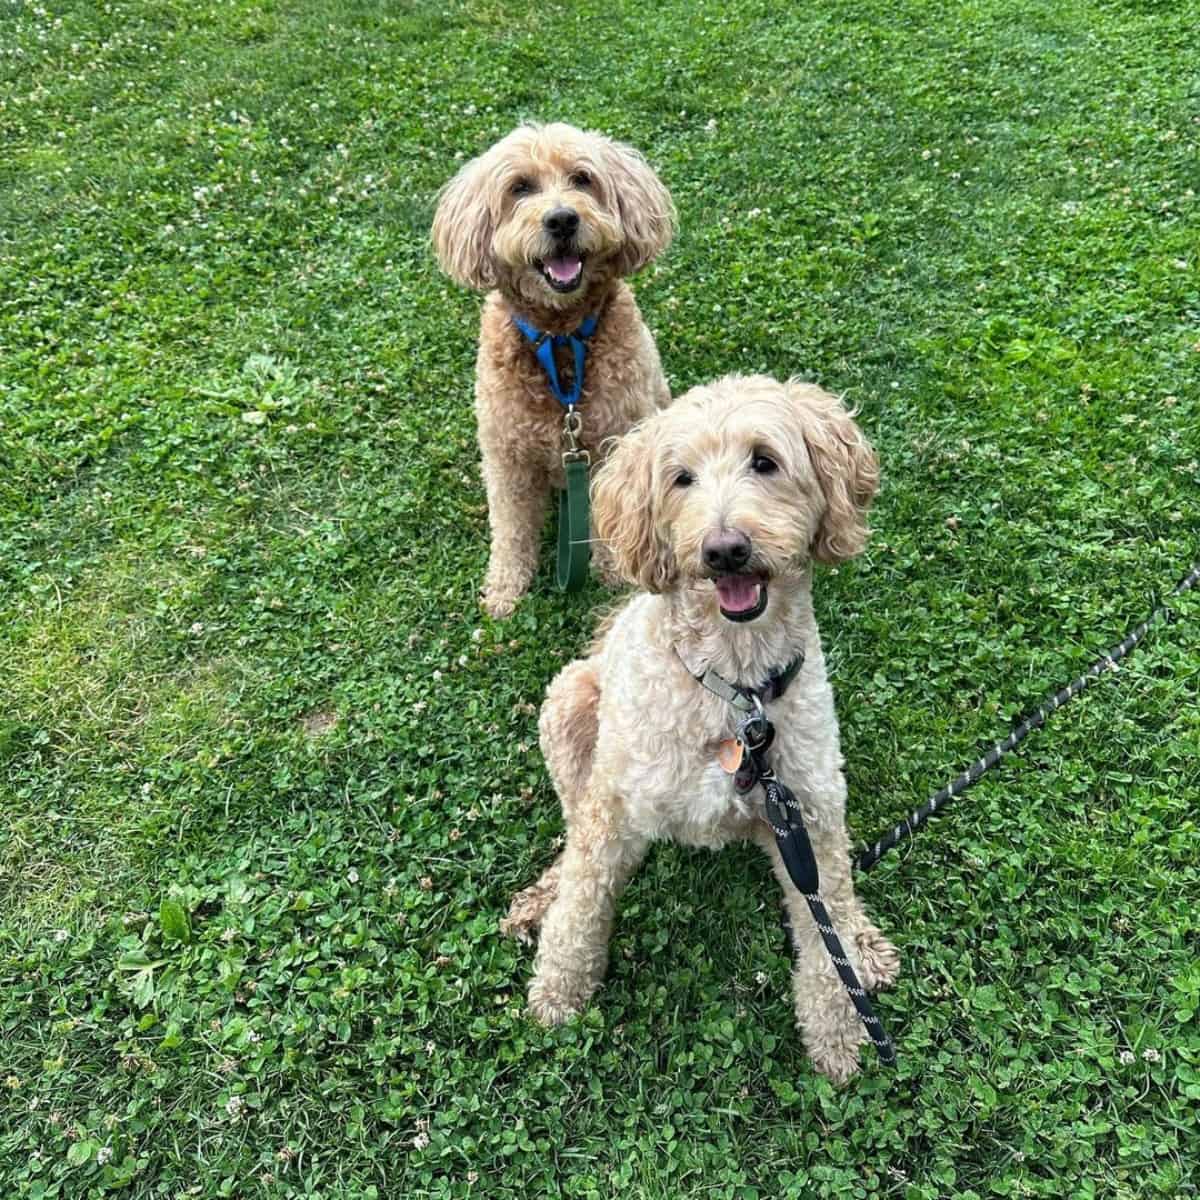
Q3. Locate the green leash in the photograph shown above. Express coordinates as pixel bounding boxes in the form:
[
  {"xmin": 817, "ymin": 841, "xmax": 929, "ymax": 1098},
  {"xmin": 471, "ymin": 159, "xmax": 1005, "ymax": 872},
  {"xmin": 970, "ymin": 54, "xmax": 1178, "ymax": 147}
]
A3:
[{"xmin": 556, "ymin": 401, "xmax": 590, "ymax": 592}]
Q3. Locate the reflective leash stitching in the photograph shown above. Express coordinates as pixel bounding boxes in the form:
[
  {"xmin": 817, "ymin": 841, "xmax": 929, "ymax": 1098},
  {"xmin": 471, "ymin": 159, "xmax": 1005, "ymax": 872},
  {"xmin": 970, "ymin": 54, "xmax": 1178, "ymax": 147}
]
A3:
[
  {"xmin": 856, "ymin": 560, "xmax": 1200, "ymax": 874},
  {"xmin": 759, "ymin": 768, "xmax": 896, "ymax": 1064}
]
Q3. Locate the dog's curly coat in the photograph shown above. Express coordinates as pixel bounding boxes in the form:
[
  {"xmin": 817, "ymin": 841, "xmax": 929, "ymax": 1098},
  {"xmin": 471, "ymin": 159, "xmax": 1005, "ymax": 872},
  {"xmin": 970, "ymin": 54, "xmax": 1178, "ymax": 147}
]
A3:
[
  {"xmin": 501, "ymin": 375, "xmax": 901, "ymax": 1083},
  {"xmin": 432, "ymin": 122, "xmax": 675, "ymax": 617}
]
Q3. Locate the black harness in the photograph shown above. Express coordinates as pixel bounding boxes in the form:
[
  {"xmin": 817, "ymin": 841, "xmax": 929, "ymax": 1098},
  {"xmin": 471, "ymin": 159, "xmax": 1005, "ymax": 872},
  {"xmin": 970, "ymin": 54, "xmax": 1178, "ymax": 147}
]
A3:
[{"xmin": 680, "ymin": 648, "xmax": 896, "ymax": 1067}]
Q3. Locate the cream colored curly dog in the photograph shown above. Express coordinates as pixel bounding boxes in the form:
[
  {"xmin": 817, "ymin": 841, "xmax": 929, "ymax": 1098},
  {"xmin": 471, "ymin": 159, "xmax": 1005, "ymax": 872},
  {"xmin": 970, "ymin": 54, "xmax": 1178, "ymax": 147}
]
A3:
[
  {"xmin": 432, "ymin": 122, "xmax": 675, "ymax": 618},
  {"xmin": 501, "ymin": 374, "xmax": 900, "ymax": 1083}
]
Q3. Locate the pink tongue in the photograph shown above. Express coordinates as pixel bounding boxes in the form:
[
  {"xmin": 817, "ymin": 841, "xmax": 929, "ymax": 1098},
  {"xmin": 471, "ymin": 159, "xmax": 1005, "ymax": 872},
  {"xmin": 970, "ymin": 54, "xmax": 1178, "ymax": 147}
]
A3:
[
  {"xmin": 715, "ymin": 576, "xmax": 761, "ymax": 612},
  {"xmin": 545, "ymin": 255, "xmax": 581, "ymax": 283}
]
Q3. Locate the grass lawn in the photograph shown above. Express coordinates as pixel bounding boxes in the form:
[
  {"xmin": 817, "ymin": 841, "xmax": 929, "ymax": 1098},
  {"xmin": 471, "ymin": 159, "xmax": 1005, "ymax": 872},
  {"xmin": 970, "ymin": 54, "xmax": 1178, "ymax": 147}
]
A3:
[{"xmin": 2, "ymin": 0, "xmax": 1199, "ymax": 1195}]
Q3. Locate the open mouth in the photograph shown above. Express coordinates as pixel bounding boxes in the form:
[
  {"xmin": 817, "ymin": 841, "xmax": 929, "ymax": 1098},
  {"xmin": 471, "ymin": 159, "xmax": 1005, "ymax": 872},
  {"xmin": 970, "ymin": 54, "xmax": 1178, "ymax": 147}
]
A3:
[
  {"xmin": 714, "ymin": 574, "xmax": 769, "ymax": 622},
  {"xmin": 536, "ymin": 252, "xmax": 585, "ymax": 293}
]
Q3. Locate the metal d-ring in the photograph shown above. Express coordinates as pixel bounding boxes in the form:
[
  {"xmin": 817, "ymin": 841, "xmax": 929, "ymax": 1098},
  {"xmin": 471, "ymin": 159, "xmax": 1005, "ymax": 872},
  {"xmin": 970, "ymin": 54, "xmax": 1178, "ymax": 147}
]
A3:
[{"xmin": 737, "ymin": 692, "xmax": 770, "ymax": 750}]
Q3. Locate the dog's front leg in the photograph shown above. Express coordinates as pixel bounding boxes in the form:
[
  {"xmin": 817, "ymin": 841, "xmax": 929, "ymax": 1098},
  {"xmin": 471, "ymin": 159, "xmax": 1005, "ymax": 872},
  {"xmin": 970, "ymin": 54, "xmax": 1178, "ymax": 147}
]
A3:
[
  {"xmin": 754, "ymin": 821, "xmax": 897, "ymax": 1084},
  {"xmin": 479, "ymin": 450, "xmax": 549, "ymax": 618},
  {"xmin": 527, "ymin": 803, "xmax": 647, "ymax": 1026}
]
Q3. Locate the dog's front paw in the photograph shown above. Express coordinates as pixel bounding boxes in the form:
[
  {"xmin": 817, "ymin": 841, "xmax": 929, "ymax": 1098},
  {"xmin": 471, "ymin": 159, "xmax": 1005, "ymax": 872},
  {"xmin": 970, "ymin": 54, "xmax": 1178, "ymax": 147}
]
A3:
[
  {"xmin": 527, "ymin": 975, "xmax": 589, "ymax": 1026},
  {"xmin": 499, "ymin": 874, "xmax": 561, "ymax": 946},
  {"xmin": 481, "ymin": 588, "xmax": 520, "ymax": 619},
  {"xmin": 808, "ymin": 1039, "xmax": 863, "ymax": 1086},
  {"xmin": 795, "ymin": 984, "xmax": 867, "ymax": 1085},
  {"xmin": 855, "ymin": 927, "xmax": 901, "ymax": 993}
]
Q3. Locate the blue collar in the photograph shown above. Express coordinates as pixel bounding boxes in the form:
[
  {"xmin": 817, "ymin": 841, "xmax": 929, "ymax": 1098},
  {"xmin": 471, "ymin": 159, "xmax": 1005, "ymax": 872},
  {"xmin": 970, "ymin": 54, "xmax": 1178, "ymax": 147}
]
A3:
[{"xmin": 512, "ymin": 312, "xmax": 599, "ymax": 408}]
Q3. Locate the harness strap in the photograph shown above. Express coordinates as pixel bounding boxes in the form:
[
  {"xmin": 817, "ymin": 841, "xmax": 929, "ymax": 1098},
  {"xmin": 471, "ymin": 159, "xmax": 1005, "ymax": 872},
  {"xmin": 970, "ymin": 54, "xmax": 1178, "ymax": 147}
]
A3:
[
  {"xmin": 512, "ymin": 313, "xmax": 599, "ymax": 408},
  {"xmin": 677, "ymin": 647, "xmax": 807, "ymax": 713}
]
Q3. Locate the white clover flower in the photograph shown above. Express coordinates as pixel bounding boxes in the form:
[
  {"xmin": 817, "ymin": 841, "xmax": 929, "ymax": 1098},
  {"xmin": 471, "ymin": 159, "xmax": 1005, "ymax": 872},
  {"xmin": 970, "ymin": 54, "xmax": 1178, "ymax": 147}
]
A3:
[
  {"xmin": 1142, "ymin": 1047, "xmax": 1161, "ymax": 1063},
  {"xmin": 1118, "ymin": 1049, "xmax": 1135, "ymax": 1065},
  {"xmin": 412, "ymin": 1131, "xmax": 431, "ymax": 1150},
  {"xmin": 54, "ymin": 929, "xmax": 68, "ymax": 943},
  {"xmin": 754, "ymin": 971, "xmax": 768, "ymax": 986},
  {"xmin": 96, "ymin": 1146, "xmax": 113, "ymax": 1165},
  {"xmin": 225, "ymin": 1095, "xmax": 245, "ymax": 1118},
  {"xmin": 347, "ymin": 868, "xmax": 359, "ymax": 884}
]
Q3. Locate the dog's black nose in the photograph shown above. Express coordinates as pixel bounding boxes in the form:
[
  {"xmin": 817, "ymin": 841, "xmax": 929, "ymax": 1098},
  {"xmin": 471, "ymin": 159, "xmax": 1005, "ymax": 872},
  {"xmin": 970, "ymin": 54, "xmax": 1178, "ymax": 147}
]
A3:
[
  {"xmin": 543, "ymin": 207, "xmax": 580, "ymax": 239},
  {"xmin": 702, "ymin": 530, "xmax": 752, "ymax": 573}
]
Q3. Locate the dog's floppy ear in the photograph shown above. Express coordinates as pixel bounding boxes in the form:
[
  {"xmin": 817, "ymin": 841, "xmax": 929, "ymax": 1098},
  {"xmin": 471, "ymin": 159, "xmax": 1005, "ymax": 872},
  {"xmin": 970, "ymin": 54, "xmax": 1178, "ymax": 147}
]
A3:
[
  {"xmin": 593, "ymin": 422, "xmax": 677, "ymax": 591},
  {"xmin": 789, "ymin": 381, "xmax": 879, "ymax": 564},
  {"xmin": 431, "ymin": 152, "xmax": 498, "ymax": 290},
  {"xmin": 601, "ymin": 138, "xmax": 676, "ymax": 276}
]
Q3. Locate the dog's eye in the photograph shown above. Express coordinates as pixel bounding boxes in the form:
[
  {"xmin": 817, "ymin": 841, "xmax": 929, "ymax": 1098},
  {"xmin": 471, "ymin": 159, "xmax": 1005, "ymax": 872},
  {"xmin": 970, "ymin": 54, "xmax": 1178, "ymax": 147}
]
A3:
[
  {"xmin": 569, "ymin": 170, "xmax": 592, "ymax": 189},
  {"xmin": 751, "ymin": 453, "xmax": 779, "ymax": 475},
  {"xmin": 673, "ymin": 469, "xmax": 695, "ymax": 488},
  {"xmin": 510, "ymin": 177, "xmax": 535, "ymax": 197}
]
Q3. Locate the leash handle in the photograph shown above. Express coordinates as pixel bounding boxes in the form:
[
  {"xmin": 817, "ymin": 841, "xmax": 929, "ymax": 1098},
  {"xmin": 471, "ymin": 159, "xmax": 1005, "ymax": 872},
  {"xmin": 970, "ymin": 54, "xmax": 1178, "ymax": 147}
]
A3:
[{"xmin": 856, "ymin": 559, "xmax": 1200, "ymax": 873}]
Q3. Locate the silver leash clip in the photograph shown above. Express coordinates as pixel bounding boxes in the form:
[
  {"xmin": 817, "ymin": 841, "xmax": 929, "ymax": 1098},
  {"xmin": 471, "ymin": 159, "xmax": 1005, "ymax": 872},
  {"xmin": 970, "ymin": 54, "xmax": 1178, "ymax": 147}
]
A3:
[{"xmin": 562, "ymin": 405, "xmax": 589, "ymax": 465}]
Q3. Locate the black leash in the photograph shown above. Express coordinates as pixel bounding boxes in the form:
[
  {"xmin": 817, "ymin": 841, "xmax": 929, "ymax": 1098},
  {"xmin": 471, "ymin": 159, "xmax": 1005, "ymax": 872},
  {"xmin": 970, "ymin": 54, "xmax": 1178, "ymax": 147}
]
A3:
[
  {"xmin": 682, "ymin": 649, "xmax": 896, "ymax": 1066},
  {"xmin": 856, "ymin": 560, "xmax": 1200, "ymax": 873}
]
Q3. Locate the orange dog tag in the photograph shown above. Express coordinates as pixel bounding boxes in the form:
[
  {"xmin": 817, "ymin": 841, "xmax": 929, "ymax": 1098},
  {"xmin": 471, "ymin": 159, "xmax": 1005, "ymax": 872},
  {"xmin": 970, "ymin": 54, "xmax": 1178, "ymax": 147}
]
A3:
[{"xmin": 717, "ymin": 739, "xmax": 743, "ymax": 773}]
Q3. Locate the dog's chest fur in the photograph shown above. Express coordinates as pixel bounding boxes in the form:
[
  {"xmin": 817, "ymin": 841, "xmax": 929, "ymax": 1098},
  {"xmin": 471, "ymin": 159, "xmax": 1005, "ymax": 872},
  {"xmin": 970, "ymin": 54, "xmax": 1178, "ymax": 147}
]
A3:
[
  {"xmin": 475, "ymin": 283, "xmax": 668, "ymax": 486},
  {"xmin": 594, "ymin": 596, "xmax": 847, "ymax": 851}
]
